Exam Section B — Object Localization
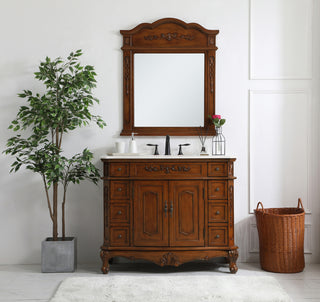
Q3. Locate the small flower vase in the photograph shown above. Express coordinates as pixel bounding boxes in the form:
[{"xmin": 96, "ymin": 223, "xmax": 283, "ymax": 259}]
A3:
[{"xmin": 212, "ymin": 127, "xmax": 225, "ymax": 155}]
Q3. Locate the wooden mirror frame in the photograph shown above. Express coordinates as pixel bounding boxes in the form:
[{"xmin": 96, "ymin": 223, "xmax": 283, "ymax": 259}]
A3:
[{"xmin": 120, "ymin": 18, "xmax": 219, "ymax": 136}]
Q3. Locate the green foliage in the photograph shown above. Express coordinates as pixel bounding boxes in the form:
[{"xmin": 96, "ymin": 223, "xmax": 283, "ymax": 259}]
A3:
[
  {"xmin": 62, "ymin": 149, "xmax": 100, "ymax": 188},
  {"xmin": 3, "ymin": 50, "xmax": 106, "ymax": 238}
]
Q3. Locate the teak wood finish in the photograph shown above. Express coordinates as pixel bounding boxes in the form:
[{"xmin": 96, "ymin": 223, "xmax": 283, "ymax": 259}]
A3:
[
  {"xmin": 100, "ymin": 158, "xmax": 238, "ymax": 273},
  {"xmin": 120, "ymin": 18, "xmax": 219, "ymax": 136}
]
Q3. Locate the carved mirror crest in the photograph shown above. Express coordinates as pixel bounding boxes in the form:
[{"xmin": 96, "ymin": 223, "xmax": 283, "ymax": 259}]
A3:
[{"xmin": 120, "ymin": 18, "xmax": 219, "ymax": 136}]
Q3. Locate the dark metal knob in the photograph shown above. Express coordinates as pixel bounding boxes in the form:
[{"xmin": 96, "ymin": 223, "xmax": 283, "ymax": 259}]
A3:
[
  {"xmin": 164, "ymin": 201, "xmax": 168, "ymax": 217},
  {"xmin": 215, "ymin": 187, "xmax": 220, "ymax": 192},
  {"xmin": 117, "ymin": 187, "xmax": 122, "ymax": 192},
  {"xmin": 117, "ymin": 211, "xmax": 122, "ymax": 215},
  {"xmin": 117, "ymin": 167, "xmax": 122, "ymax": 171},
  {"xmin": 169, "ymin": 201, "xmax": 173, "ymax": 217},
  {"xmin": 215, "ymin": 235, "xmax": 220, "ymax": 239},
  {"xmin": 215, "ymin": 167, "xmax": 220, "ymax": 171},
  {"xmin": 216, "ymin": 211, "xmax": 220, "ymax": 215},
  {"xmin": 118, "ymin": 234, "xmax": 122, "ymax": 239}
]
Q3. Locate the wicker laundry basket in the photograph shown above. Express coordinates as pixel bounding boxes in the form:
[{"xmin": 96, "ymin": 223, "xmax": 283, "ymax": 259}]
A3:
[{"xmin": 254, "ymin": 199, "xmax": 305, "ymax": 273}]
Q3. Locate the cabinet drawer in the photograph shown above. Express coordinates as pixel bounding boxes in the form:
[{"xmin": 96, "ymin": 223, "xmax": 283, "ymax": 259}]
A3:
[
  {"xmin": 109, "ymin": 227, "xmax": 130, "ymax": 246},
  {"xmin": 131, "ymin": 163, "xmax": 205, "ymax": 178},
  {"xmin": 208, "ymin": 162, "xmax": 228, "ymax": 177},
  {"xmin": 109, "ymin": 163, "xmax": 129, "ymax": 177},
  {"xmin": 208, "ymin": 202, "xmax": 228, "ymax": 223},
  {"xmin": 208, "ymin": 226, "xmax": 228, "ymax": 246},
  {"xmin": 208, "ymin": 181, "xmax": 228, "ymax": 199},
  {"xmin": 110, "ymin": 204, "xmax": 130, "ymax": 224},
  {"xmin": 110, "ymin": 181, "xmax": 130, "ymax": 199}
]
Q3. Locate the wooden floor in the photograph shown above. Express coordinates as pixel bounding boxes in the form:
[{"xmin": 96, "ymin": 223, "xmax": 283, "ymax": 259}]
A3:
[{"xmin": 0, "ymin": 262, "xmax": 319, "ymax": 301}]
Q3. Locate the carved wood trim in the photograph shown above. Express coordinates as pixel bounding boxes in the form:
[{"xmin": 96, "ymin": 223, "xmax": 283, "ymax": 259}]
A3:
[
  {"xmin": 100, "ymin": 250, "xmax": 110, "ymax": 274},
  {"xmin": 160, "ymin": 252, "xmax": 180, "ymax": 266},
  {"xmin": 121, "ymin": 18, "xmax": 219, "ymax": 37},
  {"xmin": 228, "ymin": 183, "xmax": 234, "ymax": 243},
  {"xmin": 124, "ymin": 56, "xmax": 130, "ymax": 96},
  {"xmin": 228, "ymin": 161, "xmax": 234, "ymax": 177},
  {"xmin": 208, "ymin": 35, "xmax": 215, "ymax": 46},
  {"xmin": 144, "ymin": 165, "xmax": 191, "ymax": 174},
  {"xmin": 103, "ymin": 183, "xmax": 109, "ymax": 245},
  {"xmin": 144, "ymin": 32, "xmax": 195, "ymax": 41},
  {"xmin": 227, "ymin": 250, "xmax": 239, "ymax": 274},
  {"xmin": 124, "ymin": 36, "xmax": 130, "ymax": 46},
  {"xmin": 209, "ymin": 56, "xmax": 215, "ymax": 94},
  {"xmin": 101, "ymin": 249, "xmax": 237, "ymax": 273}
]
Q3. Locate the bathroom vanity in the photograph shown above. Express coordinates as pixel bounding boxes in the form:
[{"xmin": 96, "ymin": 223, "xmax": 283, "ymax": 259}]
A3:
[
  {"xmin": 100, "ymin": 19, "xmax": 238, "ymax": 273},
  {"xmin": 100, "ymin": 156, "xmax": 238, "ymax": 273}
]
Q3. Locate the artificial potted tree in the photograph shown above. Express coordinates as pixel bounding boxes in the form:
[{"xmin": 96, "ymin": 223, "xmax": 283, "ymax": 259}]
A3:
[{"xmin": 4, "ymin": 50, "xmax": 106, "ymax": 272}]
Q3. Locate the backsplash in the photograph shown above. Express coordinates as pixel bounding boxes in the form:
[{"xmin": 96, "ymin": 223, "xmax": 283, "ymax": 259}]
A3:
[{"xmin": 108, "ymin": 137, "xmax": 213, "ymax": 156}]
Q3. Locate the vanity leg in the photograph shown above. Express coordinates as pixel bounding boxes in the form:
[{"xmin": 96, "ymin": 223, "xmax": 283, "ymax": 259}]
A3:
[
  {"xmin": 100, "ymin": 250, "xmax": 110, "ymax": 274},
  {"xmin": 227, "ymin": 250, "xmax": 238, "ymax": 274}
]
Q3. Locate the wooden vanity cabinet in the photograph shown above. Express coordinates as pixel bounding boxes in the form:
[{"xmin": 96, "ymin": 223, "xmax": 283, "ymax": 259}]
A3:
[{"xmin": 100, "ymin": 157, "xmax": 238, "ymax": 273}]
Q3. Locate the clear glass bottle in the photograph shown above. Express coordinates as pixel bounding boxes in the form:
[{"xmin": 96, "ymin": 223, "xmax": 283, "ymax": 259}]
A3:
[{"xmin": 212, "ymin": 127, "xmax": 225, "ymax": 155}]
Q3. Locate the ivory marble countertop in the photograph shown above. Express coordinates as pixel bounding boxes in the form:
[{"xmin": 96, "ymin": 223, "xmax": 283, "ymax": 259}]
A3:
[{"xmin": 101, "ymin": 154, "xmax": 236, "ymax": 159}]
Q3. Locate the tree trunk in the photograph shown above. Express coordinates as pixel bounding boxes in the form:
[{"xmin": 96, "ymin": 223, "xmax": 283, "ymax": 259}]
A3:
[
  {"xmin": 52, "ymin": 126, "xmax": 60, "ymax": 240},
  {"xmin": 62, "ymin": 186, "xmax": 67, "ymax": 239},
  {"xmin": 52, "ymin": 182, "xmax": 58, "ymax": 240}
]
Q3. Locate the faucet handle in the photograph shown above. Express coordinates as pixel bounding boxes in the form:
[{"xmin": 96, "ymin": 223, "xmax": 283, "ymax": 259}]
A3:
[
  {"xmin": 147, "ymin": 144, "xmax": 159, "ymax": 155},
  {"xmin": 178, "ymin": 143, "xmax": 191, "ymax": 155}
]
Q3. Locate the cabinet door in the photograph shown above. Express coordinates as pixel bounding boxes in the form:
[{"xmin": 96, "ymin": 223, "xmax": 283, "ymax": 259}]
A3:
[
  {"xmin": 133, "ymin": 181, "xmax": 169, "ymax": 246},
  {"xmin": 169, "ymin": 181, "xmax": 204, "ymax": 246}
]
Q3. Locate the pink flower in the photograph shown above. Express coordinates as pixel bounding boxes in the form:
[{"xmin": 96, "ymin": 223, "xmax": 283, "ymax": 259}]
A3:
[{"xmin": 212, "ymin": 115, "xmax": 221, "ymax": 119}]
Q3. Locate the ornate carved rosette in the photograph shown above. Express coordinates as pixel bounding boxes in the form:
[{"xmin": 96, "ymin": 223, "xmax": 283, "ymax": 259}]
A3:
[
  {"xmin": 160, "ymin": 252, "xmax": 180, "ymax": 266},
  {"xmin": 144, "ymin": 32, "xmax": 195, "ymax": 41},
  {"xmin": 145, "ymin": 165, "xmax": 191, "ymax": 174},
  {"xmin": 228, "ymin": 161, "xmax": 234, "ymax": 177},
  {"xmin": 208, "ymin": 36, "xmax": 215, "ymax": 45}
]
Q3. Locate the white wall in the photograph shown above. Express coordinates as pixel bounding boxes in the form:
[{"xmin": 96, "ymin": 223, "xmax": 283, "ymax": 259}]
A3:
[{"xmin": 0, "ymin": 0, "xmax": 319, "ymax": 265}]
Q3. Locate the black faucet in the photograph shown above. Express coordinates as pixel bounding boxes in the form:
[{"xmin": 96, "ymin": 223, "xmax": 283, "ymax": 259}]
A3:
[
  {"xmin": 178, "ymin": 143, "xmax": 190, "ymax": 155},
  {"xmin": 147, "ymin": 144, "xmax": 159, "ymax": 155},
  {"xmin": 165, "ymin": 135, "xmax": 171, "ymax": 155}
]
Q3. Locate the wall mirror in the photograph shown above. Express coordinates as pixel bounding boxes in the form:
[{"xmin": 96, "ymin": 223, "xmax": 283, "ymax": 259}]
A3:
[{"xmin": 120, "ymin": 18, "xmax": 219, "ymax": 136}]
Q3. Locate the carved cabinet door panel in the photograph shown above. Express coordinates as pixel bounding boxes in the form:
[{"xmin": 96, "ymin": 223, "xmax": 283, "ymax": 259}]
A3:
[
  {"xmin": 169, "ymin": 181, "xmax": 205, "ymax": 247},
  {"xmin": 133, "ymin": 181, "xmax": 169, "ymax": 246}
]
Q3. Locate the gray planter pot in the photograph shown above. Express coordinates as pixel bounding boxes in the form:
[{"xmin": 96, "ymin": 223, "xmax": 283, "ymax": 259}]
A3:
[{"xmin": 41, "ymin": 237, "xmax": 77, "ymax": 273}]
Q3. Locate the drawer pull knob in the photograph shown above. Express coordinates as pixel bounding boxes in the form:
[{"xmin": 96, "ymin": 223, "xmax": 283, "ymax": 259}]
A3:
[
  {"xmin": 215, "ymin": 235, "xmax": 220, "ymax": 239},
  {"xmin": 118, "ymin": 234, "xmax": 122, "ymax": 239},
  {"xmin": 216, "ymin": 211, "xmax": 220, "ymax": 215},
  {"xmin": 117, "ymin": 211, "xmax": 122, "ymax": 215},
  {"xmin": 215, "ymin": 187, "xmax": 220, "ymax": 192},
  {"xmin": 117, "ymin": 188, "xmax": 122, "ymax": 192},
  {"xmin": 117, "ymin": 168, "xmax": 122, "ymax": 171},
  {"xmin": 215, "ymin": 167, "xmax": 220, "ymax": 171}
]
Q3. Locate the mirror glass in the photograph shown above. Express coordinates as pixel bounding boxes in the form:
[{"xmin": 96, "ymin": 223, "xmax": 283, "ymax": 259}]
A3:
[{"xmin": 134, "ymin": 53, "xmax": 204, "ymax": 127}]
